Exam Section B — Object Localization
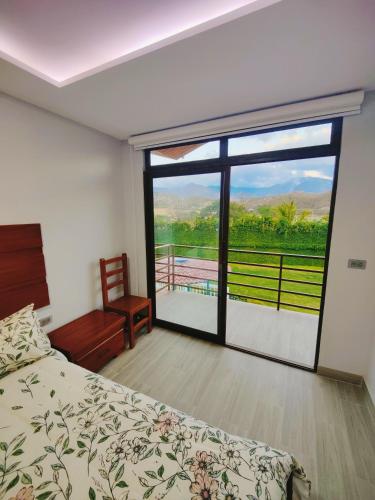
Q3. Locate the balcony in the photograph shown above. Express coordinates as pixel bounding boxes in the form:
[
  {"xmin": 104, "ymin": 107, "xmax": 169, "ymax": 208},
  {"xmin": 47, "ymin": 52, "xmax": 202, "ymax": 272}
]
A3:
[{"xmin": 154, "ymin": 244, "xmax": 324, "ymax": 368}]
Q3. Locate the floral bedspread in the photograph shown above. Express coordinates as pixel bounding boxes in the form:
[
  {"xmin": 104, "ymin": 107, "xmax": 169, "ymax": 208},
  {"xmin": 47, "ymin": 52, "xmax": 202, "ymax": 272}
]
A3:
[{"xmin": 0, "ymin": 355, "xmax": 310, "ymax": 500}]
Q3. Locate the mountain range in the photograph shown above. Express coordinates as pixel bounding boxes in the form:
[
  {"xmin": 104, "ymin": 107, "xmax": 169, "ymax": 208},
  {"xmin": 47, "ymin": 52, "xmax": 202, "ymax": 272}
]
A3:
[{"xmin": 154, "ymin": 177, "xmax": 332, "ymax": 199}]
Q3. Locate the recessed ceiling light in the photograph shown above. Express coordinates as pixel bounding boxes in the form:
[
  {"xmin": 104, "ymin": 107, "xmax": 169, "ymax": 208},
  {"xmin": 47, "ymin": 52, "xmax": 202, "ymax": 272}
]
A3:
[{"xmin": 0, "ymin": 0, "xmax": 281, "ymax": 87}]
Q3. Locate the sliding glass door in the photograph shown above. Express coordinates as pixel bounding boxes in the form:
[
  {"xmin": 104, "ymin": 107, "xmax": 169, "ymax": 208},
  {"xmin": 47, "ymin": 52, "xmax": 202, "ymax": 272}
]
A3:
[
  {"xmin": 226, "ymin": 158, "xmax": 336, "ymax": 368},
  {"xmin": 144, "ymin": 119, "xmax": 342, "ymax": 370},
  {"xmin": 150, "ymin": 170, "xmax": 223, "ymax": 338}
]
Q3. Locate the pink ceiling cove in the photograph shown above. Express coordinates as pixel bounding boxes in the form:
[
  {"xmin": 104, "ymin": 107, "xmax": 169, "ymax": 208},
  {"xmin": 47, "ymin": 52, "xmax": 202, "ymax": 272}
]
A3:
[{"xmin": 0, "ymin": 0, "xmax": 281, "ymax": 87}]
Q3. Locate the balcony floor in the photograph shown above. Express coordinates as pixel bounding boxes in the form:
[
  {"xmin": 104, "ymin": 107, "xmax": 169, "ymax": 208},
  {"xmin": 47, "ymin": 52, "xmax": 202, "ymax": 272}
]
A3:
[{"xmin": 156, "ymin": 290, "xmax": 318, "ymax": 368}]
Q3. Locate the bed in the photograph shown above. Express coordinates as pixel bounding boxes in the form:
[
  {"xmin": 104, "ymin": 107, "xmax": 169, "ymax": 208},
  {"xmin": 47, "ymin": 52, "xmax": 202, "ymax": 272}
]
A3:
[{"xmin": 0, "ymin": 305, "xmax": 311, "ymax": 500}]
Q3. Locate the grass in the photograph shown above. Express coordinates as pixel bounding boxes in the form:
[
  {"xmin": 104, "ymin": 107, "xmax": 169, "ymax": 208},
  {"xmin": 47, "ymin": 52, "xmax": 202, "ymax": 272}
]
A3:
[
  {"xmin": 156, "ymin": 243, "xmax": 325, "ymax": 315},
  {"xmin": 227, "ymin": 262, "xmax": 323, "ymax": 314}
]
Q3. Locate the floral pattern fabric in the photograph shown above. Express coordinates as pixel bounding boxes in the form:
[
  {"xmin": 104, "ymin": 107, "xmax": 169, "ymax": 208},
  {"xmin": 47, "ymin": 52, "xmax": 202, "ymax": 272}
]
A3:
[
  {"xmin": 0, "ymin": 305, "xmax": 53, "ymax": 379},
  {"xmin": 0, "ymin": 355, "xmax": 311, "ymax": 500}
]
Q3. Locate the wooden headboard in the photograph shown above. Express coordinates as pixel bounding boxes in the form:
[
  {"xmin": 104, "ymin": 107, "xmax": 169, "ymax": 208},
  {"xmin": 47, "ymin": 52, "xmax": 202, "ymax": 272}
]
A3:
[{"xmin": 0, "ymin": 224, "xmax": 50, "ymax": 320}]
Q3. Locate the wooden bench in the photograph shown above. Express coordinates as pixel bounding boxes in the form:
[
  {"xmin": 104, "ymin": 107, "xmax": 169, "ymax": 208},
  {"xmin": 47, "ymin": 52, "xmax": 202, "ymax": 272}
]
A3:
[{"xmin": 48, "ymin": 310, "xmax": 126, "ymax": 372}]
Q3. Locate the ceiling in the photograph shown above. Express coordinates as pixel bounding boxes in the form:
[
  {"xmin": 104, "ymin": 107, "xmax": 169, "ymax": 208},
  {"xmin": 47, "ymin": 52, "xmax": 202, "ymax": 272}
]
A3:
[
  {"xmin": 0, "ymin": 0, "xmax": 374, "ymax": 140},
  {"xmin": 0, "ymin": 0, "xmax": 278, "ymax": 86}
]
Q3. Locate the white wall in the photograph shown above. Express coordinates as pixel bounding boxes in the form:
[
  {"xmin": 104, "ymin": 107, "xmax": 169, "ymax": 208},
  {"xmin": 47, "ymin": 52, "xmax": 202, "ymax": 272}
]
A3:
[
  {"xmin": 367, "ymin": 336, "xmax": 375, "ymax": 403},
  {"xmin": 0, "ymin": 93, "xmax": 124, "ymax": 330},
  {"xmin": 123, "ymin": 92, "xmax": 375, "ymax": 393},
  {"xmin": 319, "ymin": 92, "xmax": 375, "ymax": 386}
]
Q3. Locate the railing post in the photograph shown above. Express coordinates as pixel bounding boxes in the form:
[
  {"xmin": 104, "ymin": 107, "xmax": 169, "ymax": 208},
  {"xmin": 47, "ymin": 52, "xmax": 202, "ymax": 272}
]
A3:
[
  {"xmin": 167, "ymin": 244, "xmax": 171, "ymax": 291},
  {"xmin": 155, "ymin": 246, "xmax": 158, "ymax": 294},
  {"xmin": 171, "ymin": 244, "xmax": 175, "ymax": 291},
  {"xmin": 277, "ymin": 255, "xmax": 283, "ymax": 311}
]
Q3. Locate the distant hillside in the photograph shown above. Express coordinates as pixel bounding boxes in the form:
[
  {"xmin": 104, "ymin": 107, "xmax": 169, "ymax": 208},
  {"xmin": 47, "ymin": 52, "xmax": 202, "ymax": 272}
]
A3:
[
  {"xmin": 154, "ymin": 177, "xmax": 333, "ymax": 220},
  {"xmin": 154, "ymin": 190, "xmax": 332, "ymax": 220},
  {"xmin": 230, "ymin": 177, "xmax": 332, "ymax": 197},
  {"xmin": 239, "ymin": 191, "xmax": 332, "ymax": 218},
  {"xmin": 154, "ymin": 193, "xmax": 212, "ymax": 219},
  {"xmin": 154, "ymin": 177, "xmax": 332, "ymax": 199}
]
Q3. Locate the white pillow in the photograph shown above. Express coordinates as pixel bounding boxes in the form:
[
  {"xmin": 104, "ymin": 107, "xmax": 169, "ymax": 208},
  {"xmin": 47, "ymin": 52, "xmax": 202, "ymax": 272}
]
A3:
[{"xmin": 0, "ymin": 304, "xmax": 53, "ymax": 379}]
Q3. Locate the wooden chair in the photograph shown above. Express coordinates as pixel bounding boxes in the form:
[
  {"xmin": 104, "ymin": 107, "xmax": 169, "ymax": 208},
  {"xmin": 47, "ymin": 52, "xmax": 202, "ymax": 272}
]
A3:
[{"xmin": 100, "ymin": 253, "xmax": 152, "ymax": 348}]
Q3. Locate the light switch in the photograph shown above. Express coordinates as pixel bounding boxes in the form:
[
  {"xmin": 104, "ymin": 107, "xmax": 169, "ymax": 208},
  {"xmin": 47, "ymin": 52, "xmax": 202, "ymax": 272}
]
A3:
[{"xmin": 348, "ymin": 259, "xmax": 367, "ymax": 270}]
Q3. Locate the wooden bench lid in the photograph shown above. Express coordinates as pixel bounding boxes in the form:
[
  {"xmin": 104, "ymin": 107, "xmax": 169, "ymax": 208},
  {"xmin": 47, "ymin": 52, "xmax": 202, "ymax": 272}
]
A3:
[{"xmin": 48, "ymin": 310, "xmax": 125, "ymax": 360}]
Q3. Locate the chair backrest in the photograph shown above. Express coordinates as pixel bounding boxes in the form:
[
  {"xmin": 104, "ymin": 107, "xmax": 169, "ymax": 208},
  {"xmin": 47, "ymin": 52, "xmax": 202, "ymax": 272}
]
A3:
[{"xmin": 99, "ymin": 253, "xmax": 129, "ymax": 307}]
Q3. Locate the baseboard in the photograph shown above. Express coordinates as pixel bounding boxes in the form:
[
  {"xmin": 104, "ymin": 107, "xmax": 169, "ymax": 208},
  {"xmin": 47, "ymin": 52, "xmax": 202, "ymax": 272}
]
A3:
[
  {"xmin": 363, "ymin": 381, "xmax": 375, "ymax": 421},
  {"xmin": 317, "ymin": 365, "xmax": 363, "ymax": 385}
]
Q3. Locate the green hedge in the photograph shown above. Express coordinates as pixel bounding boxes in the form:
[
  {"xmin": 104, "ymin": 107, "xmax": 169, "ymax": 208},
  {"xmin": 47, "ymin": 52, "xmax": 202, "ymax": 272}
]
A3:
[{"xmin": 155, "ymin": 215, "xmax": 328, "ymax": 255}]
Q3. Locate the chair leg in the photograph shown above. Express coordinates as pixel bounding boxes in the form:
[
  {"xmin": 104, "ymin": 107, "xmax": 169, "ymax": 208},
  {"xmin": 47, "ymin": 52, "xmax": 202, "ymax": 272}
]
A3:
[
  {"xmin": 147, "ymin": 300, "xmax": 152, "ymax": 333},
  {"xmin": 128, "ymin": 313, "xmax": 136, "ymax": 349}
]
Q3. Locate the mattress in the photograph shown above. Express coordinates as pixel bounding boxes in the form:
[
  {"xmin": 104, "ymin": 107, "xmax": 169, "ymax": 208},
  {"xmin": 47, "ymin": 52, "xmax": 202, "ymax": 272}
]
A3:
[{"xmin": 0, "ymin": 353, "xmax": 310, "ymax": 499}]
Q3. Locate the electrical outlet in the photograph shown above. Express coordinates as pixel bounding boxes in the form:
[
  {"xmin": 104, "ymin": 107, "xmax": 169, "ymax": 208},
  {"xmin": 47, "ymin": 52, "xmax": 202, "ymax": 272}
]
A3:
[
  {"xmin": 348, "ymin": 259, "xmax": 367, "ymax": 270},
  {"xmin": 39, "ymin": 316, "xmax": 52, "ymax": 327}
]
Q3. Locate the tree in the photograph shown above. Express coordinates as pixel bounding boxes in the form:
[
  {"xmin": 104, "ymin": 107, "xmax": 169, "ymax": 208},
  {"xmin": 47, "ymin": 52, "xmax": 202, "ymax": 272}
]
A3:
[
  {"xmin": 275, "ymin": 200, "xmax": 297, "ymax": 225},
  {"xmin": 199, "ymin": 200, "xmax": 220, "ymax": 218},
  {"xmin": 229, "ymin": 202, "xmax": 248, "ymax": 220},
  {"xmin": 257, "ymin": 205, "xmax": 274, "ymax": 219},
  {"xmin": 298, "ymin": 209, "xmax": 312, "ymax": 222}
]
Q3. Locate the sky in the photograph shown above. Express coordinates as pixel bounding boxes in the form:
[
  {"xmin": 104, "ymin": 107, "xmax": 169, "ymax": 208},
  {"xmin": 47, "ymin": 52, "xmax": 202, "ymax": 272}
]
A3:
[
  {"xmin": 230, "ymin": 157, "xmax": 334, "ymax": 189},
  {"xmin": 152, "ymin": 123, "xmax": 335, "ymax": 192},
  {"xmin": 153, "ymin": 157, "xmax": 335, "ymax": 190},
  {"xmin": 227, "ymin": 123, "xmax": 331, "ymax": 156},
  {"xmin": 151, "ymin": 123, "xmax": 331, "ymax": 165}
]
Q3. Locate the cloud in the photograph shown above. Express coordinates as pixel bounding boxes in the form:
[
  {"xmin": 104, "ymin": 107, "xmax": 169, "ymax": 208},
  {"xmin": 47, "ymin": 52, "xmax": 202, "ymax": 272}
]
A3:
[
  {"xmin": 303, "ymin": 170, "xmax": 333, "ymax": 180},
  {"xmin": 153, "ymin": 157, "xmax": 336, "ymax": 192},
  {"xmin": 230, "ymin": 157, "xmax": 335, "ymax": 188},
  {"xmin": 228, "ymin": 123, "xmax": 331, "ymax": 155}
]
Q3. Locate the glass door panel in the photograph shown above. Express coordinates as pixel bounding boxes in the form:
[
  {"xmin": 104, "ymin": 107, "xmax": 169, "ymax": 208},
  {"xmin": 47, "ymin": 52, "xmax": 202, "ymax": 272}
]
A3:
[
  {"xmin": 226, "ymin": 157, "xmax": 336, "ymax": 367},
  {"xmin": 153, "ymin": 172, "xmax": 221, "ymax": 335}
]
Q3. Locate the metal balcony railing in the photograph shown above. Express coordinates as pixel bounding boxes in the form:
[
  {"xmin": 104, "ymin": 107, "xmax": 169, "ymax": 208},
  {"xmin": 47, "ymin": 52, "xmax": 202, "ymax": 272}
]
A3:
[{"xmin": 155, "ymin": 243, "xmax": 325, "ymax": 313}]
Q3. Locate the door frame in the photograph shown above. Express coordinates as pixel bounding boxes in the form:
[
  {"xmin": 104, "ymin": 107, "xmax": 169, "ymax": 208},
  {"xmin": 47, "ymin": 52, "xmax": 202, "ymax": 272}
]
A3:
[
  {"xmin": 143, "ymin": 118, "xmax": 343, "ymax": 371},
  {"xmin": 144, "ymin": 164, "xmax": 228, "ymax": 346}
]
